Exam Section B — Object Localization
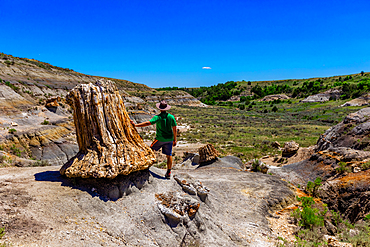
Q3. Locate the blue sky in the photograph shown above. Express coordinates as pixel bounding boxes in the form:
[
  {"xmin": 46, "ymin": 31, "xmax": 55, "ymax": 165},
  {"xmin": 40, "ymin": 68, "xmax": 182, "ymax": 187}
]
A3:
[{"xmin": 1, "ymin": 0, "xmax": 369, "ymax": 88}]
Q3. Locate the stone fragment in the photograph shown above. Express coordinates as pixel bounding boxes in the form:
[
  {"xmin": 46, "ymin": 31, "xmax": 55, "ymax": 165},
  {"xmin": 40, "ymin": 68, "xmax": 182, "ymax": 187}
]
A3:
[
  {"xmin": 260, "ymin": 94, "xmax": 290, "ymax": 102},
  {"xmin": 60, "ymin": 79, "xmax": 156, "ymax": 178},
  {"xmin": 29, "ymin": 137, "xmax": 41, "ymax": 147},
  {"xmin": 324, "ymin": 219, "xmax": 337, "ymax": 235},
  {"xmin": 323, "ymin": 235, "xmax": 353, "ymax": 247},
  {"xmin": 282, "ymin": 141, "xmax": 299, "ymax": 157},
  {"xmin": 353, "ymin": 166, "xmax": 361, "ymax": 173},
  {"xmin": 45, "ymin": 96, "xmax": 60, "ymax": 108},
  {"xmin": 198, "ymin": 144, "xmax": 219, "ymax": 164},
  {"xmin": 271, "ymin": 141, "xmax": 281, "ymax": 149},
  {"xmin": 155, "ymin": 191, "xmax": 200, "ymax": 224},
  {"xmin": 174, "ymin": 174, "xmax": 210, "ymax": 201}
]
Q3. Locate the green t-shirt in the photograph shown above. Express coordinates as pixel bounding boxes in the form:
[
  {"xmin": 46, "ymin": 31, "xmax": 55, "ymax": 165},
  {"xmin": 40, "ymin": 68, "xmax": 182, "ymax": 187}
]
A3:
[{"xmin": 149, "ymin": 112, "xmax": 177, "ymax": 142}]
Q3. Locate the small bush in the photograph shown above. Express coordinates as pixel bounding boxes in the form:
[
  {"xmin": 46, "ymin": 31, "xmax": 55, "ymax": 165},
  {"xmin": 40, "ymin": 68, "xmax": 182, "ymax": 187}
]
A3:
[
  {"xmin": 10, "ymin": 144, "xmax": 22, "ymax": 157},
  {"xmin": 31, "ymin": 160, "xmax": 50, "ymax": 167},
  {"xmin": 251, "ymin": 159, "xmax": 261, "ymax": 172},
  {"xmin": 306, "ymin": 177, "xmax": 322, "ymax": 197},
  {"xmin": 361, "ymin": 161, "xmax": 370, "ymax": 171},
  {"xmin": 4, "ymin": 60, "xmax": 14, "ymax": 66},
  {"xmin": 4, "ymin": 81, "xmax": 19, "ymax": 92},
  {"xmin": 0, "ymin": 227, "xmax": 5, "ymax": 239},
  {"xmin": 292, "ymin": 196, "xmax": 326, "ymax": 230},
  {"xmin": 336, "ymin": 161, "xmax": 351, "ymax": 174},
  {"xmin": 8, "ymin": 128, "xmax": 16, "ymax": 134},
  {"xmin": 154, "ymin": 162, "xmax": 167, "ymax": 169},
  {"xmin": 41, "ymin": 120, "xmax": 49, "ymax": 125}
]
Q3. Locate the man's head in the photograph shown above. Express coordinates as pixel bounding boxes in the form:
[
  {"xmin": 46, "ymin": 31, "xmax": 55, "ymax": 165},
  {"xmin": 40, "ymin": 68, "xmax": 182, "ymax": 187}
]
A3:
[{"xmin": 156, "ymin": 100, "xmax": 171, "ymax": 112}]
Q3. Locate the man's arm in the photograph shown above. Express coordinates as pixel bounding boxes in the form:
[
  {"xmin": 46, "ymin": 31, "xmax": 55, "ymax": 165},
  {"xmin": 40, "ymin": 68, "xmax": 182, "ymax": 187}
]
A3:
[
  {"xmin": 172, "ymin": 126, "xmax": 177, "ymax": 147},
  {"xmin": 130, "ymin": 120, "xmax": 152, "ymax": 127}
]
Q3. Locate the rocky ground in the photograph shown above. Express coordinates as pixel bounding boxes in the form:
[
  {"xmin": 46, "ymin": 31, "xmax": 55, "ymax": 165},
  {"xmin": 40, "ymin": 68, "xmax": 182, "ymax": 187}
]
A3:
[{"xmin": 0, "ymin": 161, "xmax": 296, "ymax": 247}]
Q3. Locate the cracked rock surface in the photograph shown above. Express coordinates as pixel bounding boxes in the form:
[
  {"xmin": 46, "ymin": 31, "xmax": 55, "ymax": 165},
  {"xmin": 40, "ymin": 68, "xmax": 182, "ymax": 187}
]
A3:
[{"xmin": 0, "ymin": 164, "xmax": 296, "ymax": 246}]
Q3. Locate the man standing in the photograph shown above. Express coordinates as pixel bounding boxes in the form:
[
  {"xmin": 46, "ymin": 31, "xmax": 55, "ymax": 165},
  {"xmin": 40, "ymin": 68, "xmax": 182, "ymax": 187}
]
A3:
[{"xmin": 130, "ymin": 100, "xmax": 177, "ymax": 179}]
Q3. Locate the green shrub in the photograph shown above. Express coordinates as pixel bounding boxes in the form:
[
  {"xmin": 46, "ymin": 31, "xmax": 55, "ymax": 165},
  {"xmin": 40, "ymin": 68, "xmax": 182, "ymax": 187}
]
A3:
[
  {"xmin": 292, "ymin": 197, "xmax": 326, "ymax": 230},
  {"xmin": 364, "ymin": 214, "xmax": 370, "ymax": 222},
  {"xmin": 251, "ymin": 159, "xmax": 261, "ymax": 172},
  {"xmin": 4, "ymin": 81, "xmax": 19, "ymax": 92},
  {"xmin": 331, "ymin": 210, "xmax": 343, "ymax": 227},
  {"xmin": 4, "ymin": 60, "xmax": 14, "ymax": 66},
  {"xmin": 31, "ymin": 160, "xmax": 50, "ymax": 167},
  {"xmin": 154, "ymin": 161, "xmax": 167, "ymax": 169},
  {"xmin": 306, "ymin": 177, "xmax": 322, "ymax": 197},
  {"xmin": 361, "ymin": 161, "xmax": 370, "ymax": 171},
  {"xmin": 41, "ymin": 120, "xmax": 49, "ymax": 125},
  {"xmin": 10, "ymin": 144, "xmax": 22, "ymax": 157},
  {"xmin": 8, "ymin": 128, "xmax": 16, "ymax": 134},
  {"xmin": 336, "ymin": 162, "xmax": 351, "ymax": 174}
]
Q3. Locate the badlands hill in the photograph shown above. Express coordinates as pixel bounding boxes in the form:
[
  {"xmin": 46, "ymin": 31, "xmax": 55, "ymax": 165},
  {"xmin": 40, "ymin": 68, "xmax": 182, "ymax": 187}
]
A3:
[{"xmin": 0, "ymin": 53, "xmax": 203, "ymax": 167}]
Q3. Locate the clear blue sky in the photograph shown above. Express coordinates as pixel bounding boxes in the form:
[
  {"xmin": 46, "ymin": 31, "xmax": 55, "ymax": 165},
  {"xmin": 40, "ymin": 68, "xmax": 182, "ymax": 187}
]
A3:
[{"xmin": 1, "ymin": 0, "xmax": 369, "ymax": 88}]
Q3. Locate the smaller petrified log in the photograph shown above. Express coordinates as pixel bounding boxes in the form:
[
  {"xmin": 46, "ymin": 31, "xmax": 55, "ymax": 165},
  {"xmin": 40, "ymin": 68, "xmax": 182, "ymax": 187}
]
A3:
[
  {"xmin": 45, "ymin": 96, "xmax": 60, "ymax": 108},
  {"xmin": 282, "ymin": 141, "xmax": 299, "ymax": 157},
  {"xmin": 271, "ymin": 141, "xmax": 281, "ymax": 149},
  {"xmin": 199, "ymin": 144, "xmax": 219, "ymax": 164}
]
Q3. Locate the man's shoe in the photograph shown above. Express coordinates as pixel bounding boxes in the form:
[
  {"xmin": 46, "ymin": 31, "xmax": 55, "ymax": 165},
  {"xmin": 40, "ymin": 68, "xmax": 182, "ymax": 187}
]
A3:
[{"xmin": 165, "ymin": 170, "xmax": 171, "ymax": 179}]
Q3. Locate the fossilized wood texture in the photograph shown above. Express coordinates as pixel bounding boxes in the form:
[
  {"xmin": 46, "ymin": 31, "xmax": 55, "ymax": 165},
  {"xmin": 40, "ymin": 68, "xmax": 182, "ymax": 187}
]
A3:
[
  {"xmin": 198, "ymin": 144, "xmax": 219, "ymax": 164},
  {"xmin": 60, "ymin": 79, "xmax": 155, "ymax": 178}
]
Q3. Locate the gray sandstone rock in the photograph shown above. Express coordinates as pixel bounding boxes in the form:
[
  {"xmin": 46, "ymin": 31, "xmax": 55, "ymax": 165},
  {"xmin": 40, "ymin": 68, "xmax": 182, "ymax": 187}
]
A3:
[{"xmin": 197, "ymin": 155, "xmax": 244, "ymax": 169}]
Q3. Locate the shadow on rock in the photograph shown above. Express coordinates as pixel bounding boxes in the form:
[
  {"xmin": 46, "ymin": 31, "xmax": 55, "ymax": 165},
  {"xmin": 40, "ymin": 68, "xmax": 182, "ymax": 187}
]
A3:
[{"xmin": 34, "ymin": 169, "xmax": 155, "ymax": 202}]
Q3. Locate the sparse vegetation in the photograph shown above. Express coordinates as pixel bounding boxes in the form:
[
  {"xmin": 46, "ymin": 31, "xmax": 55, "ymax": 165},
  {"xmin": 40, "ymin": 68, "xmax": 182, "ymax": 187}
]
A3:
[
  {"xmin": 4, "ymin": 60, "xmax": 14, "ymax": 66},
  {"xmin": 154, "ymin": 161, "xmax": 167, "ymax": 169},
  {"xmin": 41, "ymin": 120, "xmax": 49, "ymax": 125},
  {"xmin": 8, "ymin": 128, "xmax": 16, "ymax": 134},
  {"xmin": 10, "ymin": 144, "xmax": 22, "ymax": 157},
  {"xmin": 336, "ymin": 161, "xmax": 351, "ymax": 174},
  {"xmin": 4, "ymin": 81, "xmax": 20, "ymax": 92},
  {"xmin": 306, "ymin": 177, "xmax": 322, "ymax": 197},
  {"xmin": 31, "ymin": 160, "xmax": 51, "ymax": 167},
  {"xmin": 170, "ymin": 101, "xmax": 366, "ymax": 160},
  {"xmin": 361, "ymin": 161, "xmax": 370, "ymax": 170},
  {"xmin": 0, "ymin": 227, "xmax": 5, "ymax": 239}
]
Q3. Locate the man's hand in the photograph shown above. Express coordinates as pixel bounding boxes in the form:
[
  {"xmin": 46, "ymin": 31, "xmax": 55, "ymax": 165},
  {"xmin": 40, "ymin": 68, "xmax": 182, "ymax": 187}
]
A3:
[
  {"xmin": 173, "ymin": 140, "xmax": 177, "ymax": 147},
  {"xmin": 132, "ymin": 121, "xmax": 151, "ymax": 128}
]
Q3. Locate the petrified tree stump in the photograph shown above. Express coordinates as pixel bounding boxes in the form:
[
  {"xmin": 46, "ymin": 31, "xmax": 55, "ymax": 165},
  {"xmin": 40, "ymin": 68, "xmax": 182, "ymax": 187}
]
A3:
[
  {"xmin": 60, "ymin": 79, "xmax": 156, "ymax": 178},
  {"xmin": 199, "ymin": 144, "xmax": 219, "ymax": 164},
  {"xmin": 282, "ymin": 141, "xmax": 300, "ymax": 157}
]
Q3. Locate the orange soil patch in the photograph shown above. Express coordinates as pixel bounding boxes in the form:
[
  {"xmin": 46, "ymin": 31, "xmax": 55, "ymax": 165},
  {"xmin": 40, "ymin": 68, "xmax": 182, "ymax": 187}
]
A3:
[{"xmin": 337, "ymin": 170, "xmax": 370, "ymax": 187}]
